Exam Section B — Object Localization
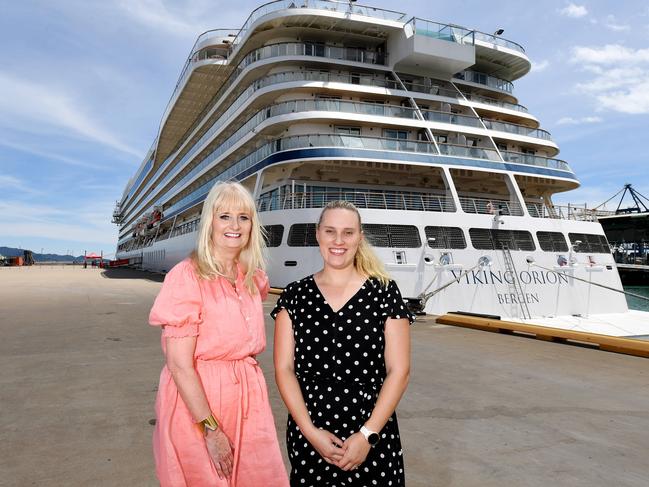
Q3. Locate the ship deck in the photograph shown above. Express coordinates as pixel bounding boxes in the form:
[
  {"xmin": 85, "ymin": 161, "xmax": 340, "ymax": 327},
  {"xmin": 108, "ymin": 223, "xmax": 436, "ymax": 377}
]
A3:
[{"xmin": 1, "ymin": 266, "xmax": 648, "ymax": 486}]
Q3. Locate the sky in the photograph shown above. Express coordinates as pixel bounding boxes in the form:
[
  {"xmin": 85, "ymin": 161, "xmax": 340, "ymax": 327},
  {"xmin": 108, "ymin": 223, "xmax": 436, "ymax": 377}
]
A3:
[{"xmin": 1, "ymin": 0, "xmax": 648, "ymax": 256}]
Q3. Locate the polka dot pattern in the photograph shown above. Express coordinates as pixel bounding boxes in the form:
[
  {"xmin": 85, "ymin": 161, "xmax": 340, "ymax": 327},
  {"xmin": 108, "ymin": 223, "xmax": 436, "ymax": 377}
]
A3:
[{"xmin": 272, "ymin": 277, "xmax": 414, "ymax": 486}]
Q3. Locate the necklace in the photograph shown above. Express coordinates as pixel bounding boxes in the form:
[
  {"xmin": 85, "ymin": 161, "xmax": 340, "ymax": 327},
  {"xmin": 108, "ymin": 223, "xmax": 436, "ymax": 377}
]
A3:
[{"xmin": 222, "ymin": 268, "xmax": 237, "ymax": 285}]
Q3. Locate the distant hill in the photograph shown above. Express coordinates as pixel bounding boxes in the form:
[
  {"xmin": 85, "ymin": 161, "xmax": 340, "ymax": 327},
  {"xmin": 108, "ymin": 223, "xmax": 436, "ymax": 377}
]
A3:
[{"xmin": 0, "ymin": 246, "xmax": 84, "ymax": 262}]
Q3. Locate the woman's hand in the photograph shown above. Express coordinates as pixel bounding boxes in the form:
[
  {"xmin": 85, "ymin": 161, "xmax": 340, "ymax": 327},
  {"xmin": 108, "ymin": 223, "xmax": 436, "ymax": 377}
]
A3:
[
  {"xmin": 205, "ymin": 428, "xmax": 234, "ymax": 479},
  {"xmin": 336, "ymin": 432, "xmax": 371, "ymax": 471},
  {"xmin": 305, "ymin": 427, "xmax": 346, "ymax": 464}
]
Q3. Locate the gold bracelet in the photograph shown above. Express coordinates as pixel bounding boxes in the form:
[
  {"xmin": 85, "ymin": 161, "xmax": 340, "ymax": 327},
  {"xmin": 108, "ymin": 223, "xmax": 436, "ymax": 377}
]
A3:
[{"xmin": 198, "ymin": 414, "xmax": 220, "ymax": 435}]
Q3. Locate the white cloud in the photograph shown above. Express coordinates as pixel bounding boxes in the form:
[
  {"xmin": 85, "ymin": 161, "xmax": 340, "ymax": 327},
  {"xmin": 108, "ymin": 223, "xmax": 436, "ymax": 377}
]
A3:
[
  {"xmin": 0, "ymin": 175, "xmax": 39, "ymax": 195},
  {"xmin": 603, "ymin": 15, "xmax": 630, "ymax": 32},
  {"xmin": 593, "ymin": 81, "xmax": 649, "ymax": 114},
  {"xmin": 0, "ymin": 199, "xmax": 117, "ymax": 246},
  {"xmin": 570, "ymin": 45, "xmax": 649, "ymax": 114},
  {"xmin": 116, "ymin": 0, "xmax": 202, "ymax": 36},
  {"xmin": 558, "ymin": 3, "xmax": 588, "ymax": 18},
  {"xmin": 556, "ymin": 116, "xmax": 603, "ymax": 125},
  {"xmin": 0, "ymin": 139, "xmax": 110, "ymax": 170},
  {"xmin": 572, "ymin": 45, "xmax": 649, "ymax": 65},
  {"xmin": 0, "ymin": 73, "xmax": 141, "ymax": 158},
  {"xmin": 531, "ymin": 59, "xmax": 550, "ymax": 72}
]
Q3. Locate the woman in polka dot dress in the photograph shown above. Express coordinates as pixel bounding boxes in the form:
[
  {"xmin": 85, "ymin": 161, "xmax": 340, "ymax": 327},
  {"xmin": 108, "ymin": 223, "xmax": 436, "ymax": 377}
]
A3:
[{"xmin": 272, "ymin": 200, "xmax": 413, "ymax": 486}]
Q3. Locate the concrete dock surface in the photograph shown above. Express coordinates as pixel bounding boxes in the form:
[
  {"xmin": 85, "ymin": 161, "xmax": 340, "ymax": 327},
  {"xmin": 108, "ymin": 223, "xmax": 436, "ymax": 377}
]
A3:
[{"xmin": 1, "ymin": 266, "xmax": 649, "ymax": 486}]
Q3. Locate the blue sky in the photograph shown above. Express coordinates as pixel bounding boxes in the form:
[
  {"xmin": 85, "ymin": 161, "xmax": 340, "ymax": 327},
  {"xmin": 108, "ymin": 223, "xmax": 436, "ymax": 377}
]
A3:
[{"xmin": 1, "ymin": 0, "xmax": 648, "ymax": 256}]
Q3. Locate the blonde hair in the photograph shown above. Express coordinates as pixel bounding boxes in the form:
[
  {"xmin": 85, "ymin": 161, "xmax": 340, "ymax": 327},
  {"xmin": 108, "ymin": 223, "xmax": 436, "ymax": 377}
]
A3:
[
  {"xmin": 191, "ymin": 181, "xmax": 265, "ymax": 293},
  {"xmin": 317, "ymin": 200, "xmax": 390, "ymax": 286}
]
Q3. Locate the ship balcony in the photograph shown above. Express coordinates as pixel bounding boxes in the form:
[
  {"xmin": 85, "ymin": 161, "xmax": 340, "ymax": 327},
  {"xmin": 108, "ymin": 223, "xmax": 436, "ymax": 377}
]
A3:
[
  {"xmin": 459, "ymin": 196, "xmax": 524, "ymax": 216},
  {"xmin": 482, "ymin": 118, "xmax": 552, "ymax": 141},
  {"xmin": 142, "ymin": 67, "xmax": 534, "ymax": 214},
  {"xmin": 256, "ymin": 190, "xmax": 531, "ymax": 219},
  {"xmin": 501, "ymin": 151, "xmax": 569, "ymax": 172},
  {"xmin": 257, "ymin": 189, "xmax": 456, "ymax": 213},
  {"xmin": 226, "ymin": 0, "xmax": 407, "ymax": 62},
  {"xmin": 472, "ymin": 31, "xmax": 531, "ymax": 82},
  {"xmin": 526, "ymin": 203, "xmax": 606, "ymax": 222},
  {"xmin": 388, "ymin": 18, "xmax": 476, "ymax": 76},
  {"xmin": 121, "ymin": 96, "xmax": 555, "ymax": 225},
  {"xmin": 453, "ymin": 70, "xmax": 514, "ymax": 95},
  {"xmin": 154, "ymin": 133, "xmax": 577, "ymax": 226},
  {"xmin": 155, "ymin": 39, "xmax": 388, "ymax": 169}
]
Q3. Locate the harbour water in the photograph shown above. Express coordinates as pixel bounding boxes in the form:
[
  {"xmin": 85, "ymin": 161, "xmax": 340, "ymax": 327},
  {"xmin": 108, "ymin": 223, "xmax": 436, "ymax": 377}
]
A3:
[{"xmin": 624, "ymin": 286, "xmax": 649, "ymax": 311}]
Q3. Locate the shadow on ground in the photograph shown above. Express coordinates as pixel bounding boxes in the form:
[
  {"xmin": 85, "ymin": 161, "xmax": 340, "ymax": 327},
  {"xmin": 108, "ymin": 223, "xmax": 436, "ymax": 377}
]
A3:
[{"xmin": 101, "ymin": 267, "xmax": 165, "ymax": 282}]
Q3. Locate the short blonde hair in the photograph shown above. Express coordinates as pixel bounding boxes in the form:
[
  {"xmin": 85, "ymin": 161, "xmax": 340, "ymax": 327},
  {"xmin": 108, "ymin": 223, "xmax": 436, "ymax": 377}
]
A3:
[
  {"xmin": 191, "ymin": 181, "xmax": 265, "ymax": 293},
  {"xmin": 317, "ymin": 200, "xmax": 390, "ymax": 286}
]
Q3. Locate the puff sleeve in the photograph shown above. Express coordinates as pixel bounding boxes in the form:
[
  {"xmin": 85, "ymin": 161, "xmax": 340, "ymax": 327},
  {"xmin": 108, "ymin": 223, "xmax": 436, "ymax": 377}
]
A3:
[
  {"xmin": 270, "ymin": 282, "xmax": 294, "ymax": 321},
  {"xmin": 381, "ymin": 279, "xmax": 415, "ymax": 325},
  {"xmin": 253, "ymin": 268, "xmax": 270, "ymax": 300},
  {"xmin": 149, "ymin": 260, "xmax": 203, "ymax": 338}
]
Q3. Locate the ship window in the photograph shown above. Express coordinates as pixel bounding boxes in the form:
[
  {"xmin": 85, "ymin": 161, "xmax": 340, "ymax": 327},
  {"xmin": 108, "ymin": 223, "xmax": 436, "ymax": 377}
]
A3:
[
  {"xmin": 287, "ymin": 223, "xmax": 318, "ymax": 247},
  {"xmin": 384, "ymin": 129, "xmax": 408, "ymax": 140},
  {"xmin": 335, "ymin": 126, "xmax": 361, "ymax": 136},
  {"xmin": 536, "ymin": 231, "xmax": 568, "ymax": 252},
  {"xmin": 568, "ymin": 233, "xmax": 610, "ymax": 254},
  {"xmin": 469, "ymin": 229, "xmax": 536, "ymax": 251},
  {"xmin": 304, "ymin": 42, "xmax": 325, "ymax": 57},
  {"xmin": 263, "ymin": 225, "xmax": 284, "ymax": 247},
  {"xmin": 351, "ymin": 72, "xmax": 360, "ymax": 84},
  {"xmin": 362, "ymin": 224, "xmax": 421, "ymax": 248},
  {"xmin": 424, "ymin": 226, "xmax": 467, "ymax": 249}
]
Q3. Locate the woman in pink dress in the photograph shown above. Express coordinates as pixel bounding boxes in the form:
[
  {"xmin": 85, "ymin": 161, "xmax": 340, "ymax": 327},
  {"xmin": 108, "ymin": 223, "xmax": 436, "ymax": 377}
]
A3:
[{"xmin": 149, "ymin": 181, "xmax": 289, "ymax": 487}]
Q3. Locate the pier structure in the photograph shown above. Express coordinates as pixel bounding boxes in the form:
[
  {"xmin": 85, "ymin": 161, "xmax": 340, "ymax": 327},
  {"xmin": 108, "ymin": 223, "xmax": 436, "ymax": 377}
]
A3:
[{"xmin": 2, "ymin": 266, "xmax": 649, "ymax": 486}]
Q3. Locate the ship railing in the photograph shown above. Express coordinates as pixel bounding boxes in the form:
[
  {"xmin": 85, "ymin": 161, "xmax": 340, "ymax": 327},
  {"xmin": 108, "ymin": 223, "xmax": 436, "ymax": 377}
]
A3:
[
  {"xmin": 461, "ymin": 92, "xmax": 528, "ymax": 112},
  {"xmin": 130, "ymin": 67, "xmax": 528, "ymax": 218},
  {"xmin": 162, "ymin": 39, "xmax": 389, "ymax": 171},
  {"xmin": 473, "ymin": 30, "xmax": 525, "ymax": 53},
  {"xmin": 501, "ymin": 151, "xmax": 569, "ymax": 171},
  {"xmin": 389, "ymin": 77, "xmax": 462, "ymax": 99},
  {"xmin": 228, "ymin": 0, "xmax": 407, "ymax": 58},
  {"xmin": 170, "ymin": 29, "xmax": 237, "ymax": 105},
  {"xmin": 454, "ymin": 70, "xmax": 514, "ymax": 94},
  {"xmin": 482, "ymin": 118, "xmax": 552, "ymax": 141},
  {"xmin": 526, "ymin": 202, "xmax": 614, "ymax": 221},
  {"xmin": 240, "ymin": 41, "xmax": 387, "ymax": 68},
  {"xmin": 405, "ymin": 18, "xmax": 475, "ymax": 45},
  {"xmin": 459, "ymin": 196, "xmax": 524, "ymax": 216},
  {"xmin": 258, "ymin": 190, "xmax": 456, "ymax": 212},
  {"xmin": 160, "ymin": 134, "xmax": 517, "ymax": 222},
  {"xmin": 165, "ymin": 38, "xmax": 388, "ymax": 158},
  {"xmin": 122, "ymin": 99, "xmax": 512, "ymax": 227}
]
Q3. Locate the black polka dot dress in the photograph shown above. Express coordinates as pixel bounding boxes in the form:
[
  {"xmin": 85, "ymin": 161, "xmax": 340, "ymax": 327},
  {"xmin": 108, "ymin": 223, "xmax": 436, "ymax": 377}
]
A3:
[{"xmin": 271, "ymin": 276, "xmax": 414, "ymax": 486}]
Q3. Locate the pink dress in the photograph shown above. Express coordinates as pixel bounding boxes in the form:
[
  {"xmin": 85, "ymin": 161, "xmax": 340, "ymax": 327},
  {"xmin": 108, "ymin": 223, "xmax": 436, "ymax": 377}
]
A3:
[{"xmin": 149, "ymin": 259, "xmax": 289, "ymax": 487}]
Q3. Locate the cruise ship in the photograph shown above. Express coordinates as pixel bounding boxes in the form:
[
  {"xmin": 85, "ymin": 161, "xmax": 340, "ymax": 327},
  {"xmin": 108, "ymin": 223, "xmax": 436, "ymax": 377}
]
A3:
[{"xmin": 113, "ymin": 0, "xmax": 649, "ymax": 337}]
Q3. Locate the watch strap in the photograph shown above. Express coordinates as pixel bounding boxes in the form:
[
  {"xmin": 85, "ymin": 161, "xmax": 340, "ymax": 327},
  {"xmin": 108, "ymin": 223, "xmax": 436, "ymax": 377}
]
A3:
[{"xmin": 360, "ymin": 425, "xmax": 379, "ymax": 445}]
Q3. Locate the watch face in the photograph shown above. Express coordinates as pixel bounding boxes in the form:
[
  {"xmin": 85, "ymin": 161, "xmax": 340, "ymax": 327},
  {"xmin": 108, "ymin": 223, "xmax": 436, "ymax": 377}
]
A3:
[{"xmin": 368, "ymin": 433, "xmax": 380, "ymax": 446}]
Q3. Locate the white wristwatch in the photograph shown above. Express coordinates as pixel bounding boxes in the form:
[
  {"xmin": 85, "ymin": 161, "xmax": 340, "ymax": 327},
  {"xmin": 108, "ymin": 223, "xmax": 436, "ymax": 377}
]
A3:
[{"xmin": 360, "ymin": 425, "xmax": 380, "ymax": 446}]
